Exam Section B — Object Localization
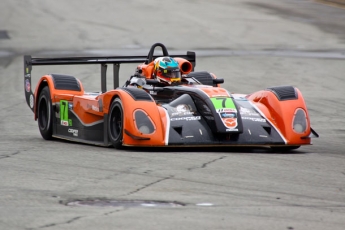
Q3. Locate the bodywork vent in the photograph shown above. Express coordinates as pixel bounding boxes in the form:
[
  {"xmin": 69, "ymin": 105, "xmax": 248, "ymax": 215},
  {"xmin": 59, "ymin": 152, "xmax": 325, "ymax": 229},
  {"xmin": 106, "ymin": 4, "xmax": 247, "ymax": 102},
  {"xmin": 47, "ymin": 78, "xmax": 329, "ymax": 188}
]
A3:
[
  {"xmin": 267, "ymin": 86, "xmax": 297, "ymax": 101},
  {"xmin": 122, "ymin": 88, "xmax": 153, "ymax": 101},
  {"xmin": 51, "ymin": 74, "xmax": 81, "ymax": 91}
]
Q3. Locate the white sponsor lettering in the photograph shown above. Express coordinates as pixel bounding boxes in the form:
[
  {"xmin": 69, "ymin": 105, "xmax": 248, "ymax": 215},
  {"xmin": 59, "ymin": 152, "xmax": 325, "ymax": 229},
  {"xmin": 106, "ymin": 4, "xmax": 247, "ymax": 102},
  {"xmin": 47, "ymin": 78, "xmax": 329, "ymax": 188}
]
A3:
[
  {"xmin": 68, "ymin": 128, "xmax": 78, "ymax": 137},
  {"xmin": 171, "ymin": 111, "xmax": 194, "ymax": 116},
  {"xmin": 226, "ymin": 128, "xmax": 238, "ymax": 131},
  {"xmin": 92, "ymin": 105, "xmax": 99, "ymax": 112},
  {"xmin": 29, "ymin": 94, "xmax": 34, "ymax": 108},
  {"xmin": 171, "ymin": 116, "xmax": 201, "ymax": 121},
  {"xmin": 240, "ymin": 107, "xmax": 259, "ymax": 116},
  {"xmin": 176, "ymin": 104, "xmax": 190, "ymax": 112},
  {"xmin": 217, "ymin": 108, "xmax": 236, "ymax": 113},
  {"xmin": 242, "ymin": 117, "xmax": 266, "ymax": 122}
]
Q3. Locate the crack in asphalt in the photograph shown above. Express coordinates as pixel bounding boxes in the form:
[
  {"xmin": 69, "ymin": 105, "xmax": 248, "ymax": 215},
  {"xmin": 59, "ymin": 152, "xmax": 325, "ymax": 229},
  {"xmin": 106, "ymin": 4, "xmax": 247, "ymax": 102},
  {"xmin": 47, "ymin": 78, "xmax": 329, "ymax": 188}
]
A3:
[
  {"xmin": 103, "ymin": 209, "xmax": 127, "ymax": 216},
  {"xmin": 27, "ymin": 216, "xmax": 84, "ymax": 230},
  {"xmin": 0, "ymin": 151, "xmax": 20, "ymax": 159},
  {"xmin": 124, "ymin": 176, "xmax": 173, "ymax": 196},
  {"xmin": 188, "ymin": 156, "xmax": 227, "ymax": 171}
]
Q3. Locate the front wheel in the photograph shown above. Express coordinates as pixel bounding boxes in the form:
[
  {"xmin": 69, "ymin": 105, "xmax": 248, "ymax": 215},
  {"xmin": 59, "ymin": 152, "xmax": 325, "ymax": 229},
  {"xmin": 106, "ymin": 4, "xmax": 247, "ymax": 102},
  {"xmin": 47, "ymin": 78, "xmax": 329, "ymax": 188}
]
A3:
[
  {"xmin": 108, "ymin": 98, "xmax": 124, "ymax": 149},
  {"xmin": 37, "ymin": 86, "xmax": 53, "ymax": 140}
]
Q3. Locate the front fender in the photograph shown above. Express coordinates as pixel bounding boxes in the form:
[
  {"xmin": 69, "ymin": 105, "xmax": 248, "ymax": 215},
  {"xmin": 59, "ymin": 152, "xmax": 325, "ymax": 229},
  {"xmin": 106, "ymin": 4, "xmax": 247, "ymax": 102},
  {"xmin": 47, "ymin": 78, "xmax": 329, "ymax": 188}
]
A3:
[{"xmin": 102, "ymin": 88, "xmax": 166, "ymax": 146}]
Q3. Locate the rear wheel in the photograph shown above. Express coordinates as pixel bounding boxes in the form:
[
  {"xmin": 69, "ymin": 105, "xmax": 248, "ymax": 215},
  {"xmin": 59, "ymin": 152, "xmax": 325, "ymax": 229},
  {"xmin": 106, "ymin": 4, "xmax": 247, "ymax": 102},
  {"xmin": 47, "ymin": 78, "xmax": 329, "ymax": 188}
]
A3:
[
  {"xmin": 108, "ymin": 98, "xmax": 124, "ymax": 149},
  {"xmin": 37, "ymin": 86, "xmax": 53, "ymax": 140}
]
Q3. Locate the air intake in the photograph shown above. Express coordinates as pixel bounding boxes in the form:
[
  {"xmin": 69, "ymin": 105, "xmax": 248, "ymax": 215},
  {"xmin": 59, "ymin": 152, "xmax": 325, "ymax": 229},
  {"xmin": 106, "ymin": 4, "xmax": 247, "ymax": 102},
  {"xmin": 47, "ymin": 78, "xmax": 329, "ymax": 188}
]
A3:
[
  {"xmin": 51, "ymin": 74, "xmax": 81, "ymax": 91},
  {"xmin": 267, "ymin": 86, "xmax": 297, "ymax": 101}
]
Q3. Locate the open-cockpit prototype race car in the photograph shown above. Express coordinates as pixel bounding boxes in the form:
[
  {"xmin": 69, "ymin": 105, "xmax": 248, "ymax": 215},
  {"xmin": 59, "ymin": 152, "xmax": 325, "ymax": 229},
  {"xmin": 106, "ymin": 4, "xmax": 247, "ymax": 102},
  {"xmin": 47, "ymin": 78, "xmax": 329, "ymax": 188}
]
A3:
[{"xmin": 24, "ymin": 43, "xmax": 318, "ymax": 151}]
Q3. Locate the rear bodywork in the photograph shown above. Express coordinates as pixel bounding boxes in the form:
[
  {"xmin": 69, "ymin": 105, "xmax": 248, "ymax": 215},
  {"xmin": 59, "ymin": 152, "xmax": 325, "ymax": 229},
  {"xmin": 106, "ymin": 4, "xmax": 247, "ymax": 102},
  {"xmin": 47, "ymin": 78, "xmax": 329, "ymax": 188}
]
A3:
[{"xmin": 24, "ymin": 44, "xmax": 318, "ymax": 149}]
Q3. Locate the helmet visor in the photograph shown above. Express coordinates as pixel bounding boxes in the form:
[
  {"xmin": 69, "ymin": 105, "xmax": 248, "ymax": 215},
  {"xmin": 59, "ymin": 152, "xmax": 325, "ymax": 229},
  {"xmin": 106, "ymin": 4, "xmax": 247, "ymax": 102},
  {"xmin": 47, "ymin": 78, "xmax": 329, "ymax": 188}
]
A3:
[{"xmin": 161, "ymin": 69, "xmax": 181, "ymax": 80}]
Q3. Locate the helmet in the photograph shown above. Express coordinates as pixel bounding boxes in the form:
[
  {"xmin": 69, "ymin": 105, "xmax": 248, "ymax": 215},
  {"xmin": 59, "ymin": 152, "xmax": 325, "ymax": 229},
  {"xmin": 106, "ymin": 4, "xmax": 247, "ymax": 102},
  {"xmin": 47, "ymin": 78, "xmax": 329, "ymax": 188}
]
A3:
[{"xmin": 153, "ymin": 57, "xmax": 181, "ymax": 85}]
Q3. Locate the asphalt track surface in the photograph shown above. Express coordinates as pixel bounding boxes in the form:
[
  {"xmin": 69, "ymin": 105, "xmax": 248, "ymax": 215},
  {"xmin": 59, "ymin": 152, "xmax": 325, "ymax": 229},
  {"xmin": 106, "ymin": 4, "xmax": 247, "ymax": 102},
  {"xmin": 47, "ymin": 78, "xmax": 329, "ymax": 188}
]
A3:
[{"xmin": 0, "ymin": 0, "xmax": 345, "ymax": 229}]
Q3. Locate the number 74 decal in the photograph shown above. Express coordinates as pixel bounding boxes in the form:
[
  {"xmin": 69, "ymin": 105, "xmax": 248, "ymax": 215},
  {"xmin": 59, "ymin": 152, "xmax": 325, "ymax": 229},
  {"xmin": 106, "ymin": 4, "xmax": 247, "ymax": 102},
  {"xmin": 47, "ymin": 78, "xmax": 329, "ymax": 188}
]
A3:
[
  {"xmin": 211, "ymin": 97, "xmax": 238, "ymax": 130},
  {"xmin": 211, "ymin": 97, "xmax": 236, "ymax": 110},
  {"xmin": 60, "ymin": 100, "xmax": 72, "ymax": 126}
]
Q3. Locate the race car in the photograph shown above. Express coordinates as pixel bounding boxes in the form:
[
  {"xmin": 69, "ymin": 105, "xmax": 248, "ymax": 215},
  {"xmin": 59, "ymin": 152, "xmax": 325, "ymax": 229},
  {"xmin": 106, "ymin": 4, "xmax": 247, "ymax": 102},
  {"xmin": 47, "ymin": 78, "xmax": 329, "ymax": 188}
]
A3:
[{"xmin": 24, "ymin": 43, "xmax": 318, "ymax": 151}]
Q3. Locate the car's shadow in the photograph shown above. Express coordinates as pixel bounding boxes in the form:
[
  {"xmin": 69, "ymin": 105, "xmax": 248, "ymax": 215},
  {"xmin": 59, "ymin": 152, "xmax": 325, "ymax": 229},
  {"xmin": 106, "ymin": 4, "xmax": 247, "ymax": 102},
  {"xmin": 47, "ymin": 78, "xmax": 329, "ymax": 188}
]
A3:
[
  {"xmin": 51, "ymin": 138, "xmax": 307, "ymax": 155},
  {"xmin": 122, "ymin": 146, "xmax": 307, "ymax": 155}
]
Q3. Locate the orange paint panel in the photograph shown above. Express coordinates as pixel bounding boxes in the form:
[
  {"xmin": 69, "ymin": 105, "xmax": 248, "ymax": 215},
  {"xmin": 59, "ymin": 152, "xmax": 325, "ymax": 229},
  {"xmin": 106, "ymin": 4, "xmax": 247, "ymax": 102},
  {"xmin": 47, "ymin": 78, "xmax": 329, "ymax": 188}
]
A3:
[
  {"xmin": 72, "ymin": 96, "xmax": 103, "ymax": 124},
  {"xmin": 200, "ymin": 87, "xmax": 230, "ymax": 97}
]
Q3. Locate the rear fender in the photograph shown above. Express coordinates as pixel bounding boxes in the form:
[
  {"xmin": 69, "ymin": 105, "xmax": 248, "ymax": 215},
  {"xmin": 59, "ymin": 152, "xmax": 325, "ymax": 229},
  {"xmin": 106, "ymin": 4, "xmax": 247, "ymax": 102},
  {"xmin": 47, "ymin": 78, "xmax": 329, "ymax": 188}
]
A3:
[{"xmin": 34, "ymin": 75, "xmax": 84, "ymax": 120}]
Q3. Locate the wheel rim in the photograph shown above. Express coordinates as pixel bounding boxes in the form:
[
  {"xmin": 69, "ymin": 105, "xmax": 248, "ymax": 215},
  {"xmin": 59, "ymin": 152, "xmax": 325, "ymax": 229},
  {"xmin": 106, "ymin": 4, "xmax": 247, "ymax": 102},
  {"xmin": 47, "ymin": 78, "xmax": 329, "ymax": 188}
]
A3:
[
  {"xmin": 38, "ymin": 97, "xmax": 48, "ymax": 130},
  {"xmin": 110, "ymin": 105, "xmax": 122, "ymax": 140}
]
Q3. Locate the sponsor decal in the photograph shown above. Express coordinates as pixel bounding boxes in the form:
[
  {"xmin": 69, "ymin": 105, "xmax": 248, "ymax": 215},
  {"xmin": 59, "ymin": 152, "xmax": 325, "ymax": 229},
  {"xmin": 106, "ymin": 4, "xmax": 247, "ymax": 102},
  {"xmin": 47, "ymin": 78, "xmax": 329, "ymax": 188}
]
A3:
[
  {"xmin": 25, "ymin": 79, "xmax": 31, "ymax": 92},
  {"xmin": 25, "ymin": 74, "xmax": 31, "ymax": 78},
  {"xmin": 242, "ymin": 117, "xmax": 266, "ymax": 122},
  {"xmin": 68, "ymin": 128, "xmax": 78, "ymax": 137},
  {"xmin": 171, "ymin": 116, "xmax": 201, "ymax": 121},
  {"xmin": 87, "ymin": 104, "xmax": 99, "ymax": 112},
  {"xmin": 29, "ymin": 94, "xmax": 34, "ymax": 108},
  {"xmin": 171, "ymin": 104, "xmax": 195, "ymax": 116},
  {"xmin": 220, "ymin": 112, "xmax": 236, "ymax": 118},
  {"xmin": 92, "ymin": 105, "xmax": 99, "ymax": 112},
  {"xmin": 226, "ymin": 128, "xmax": 238, "ymax": 132},
  {"xmin": 61, "ymin": 120, "xmax": 69, "ymax": 126},
  {"xmin": 216, "ymin": 108, "xmax": 237, "ymax": 113},
  {"xmin": 239, "ymin": 107, "xmax": 259, "ymax": 116},
  {"xmin": 149, "ymin": 91, "xmax": 157, "ymax": 95},
  {"xmin": 176, "ymin": 104, "xmax": 191, "ymax": 112},
  {"xmin": 223, "ymin": 118, "xmax": 237, "ymax": 129},
  {"xmin": 171, "ymin": 111, "xmax": 194, "ymax": 116}
]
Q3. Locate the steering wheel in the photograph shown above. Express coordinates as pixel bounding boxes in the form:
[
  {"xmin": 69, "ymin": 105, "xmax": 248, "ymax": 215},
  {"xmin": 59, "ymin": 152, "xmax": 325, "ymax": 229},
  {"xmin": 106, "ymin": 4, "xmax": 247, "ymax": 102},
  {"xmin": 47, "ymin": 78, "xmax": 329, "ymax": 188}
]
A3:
[{"xmin": 145, "ymin": 43, "xmax": 169, "ymax": 64}]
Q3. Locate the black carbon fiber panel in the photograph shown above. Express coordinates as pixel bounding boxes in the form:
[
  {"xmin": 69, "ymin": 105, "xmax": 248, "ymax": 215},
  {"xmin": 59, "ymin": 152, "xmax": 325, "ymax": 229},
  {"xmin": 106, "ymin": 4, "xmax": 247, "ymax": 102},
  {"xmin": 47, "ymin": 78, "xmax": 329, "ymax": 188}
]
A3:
[
  {"xmin": 122, "ymin": 87, "xmax": 153, "ymax": 101},
  {"xmin": 51, "ymin": 74, "xmax": 81, "ymax": 91},
  {"xmin": 187, "ymin": 71, "xmax": 214, "ymax": 86},
  {"xmin": 267, "ymin": 86, "xmax": 297, "ymax": 101}
]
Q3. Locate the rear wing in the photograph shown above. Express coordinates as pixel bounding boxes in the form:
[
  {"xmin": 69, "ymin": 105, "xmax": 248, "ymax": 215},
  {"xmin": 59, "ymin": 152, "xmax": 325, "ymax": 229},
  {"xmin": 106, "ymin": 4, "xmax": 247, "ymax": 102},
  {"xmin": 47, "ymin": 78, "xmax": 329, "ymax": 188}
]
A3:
[{"xmin": 24, "ymin": 46, "xmax": 196, "ymax": 111}]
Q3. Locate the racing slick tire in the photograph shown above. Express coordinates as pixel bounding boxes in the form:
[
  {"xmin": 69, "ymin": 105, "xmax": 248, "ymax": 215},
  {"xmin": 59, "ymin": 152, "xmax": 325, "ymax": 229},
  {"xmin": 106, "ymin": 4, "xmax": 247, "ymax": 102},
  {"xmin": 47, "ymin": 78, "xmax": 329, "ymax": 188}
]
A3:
[
  {"xmin": 37, "ymin": 86, "xmax": 53, "ymax": 140},
  {"xmin": 108, "ymin": 98, "xmax": 124, "ymax": 149}
]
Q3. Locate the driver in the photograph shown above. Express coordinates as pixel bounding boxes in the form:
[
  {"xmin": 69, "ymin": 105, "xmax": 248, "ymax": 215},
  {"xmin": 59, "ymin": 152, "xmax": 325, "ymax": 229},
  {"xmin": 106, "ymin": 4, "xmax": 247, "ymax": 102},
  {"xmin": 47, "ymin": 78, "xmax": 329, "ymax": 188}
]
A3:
[{"xmin": 152, "ymin": 57, "xmax": 181, "ymax": 85}]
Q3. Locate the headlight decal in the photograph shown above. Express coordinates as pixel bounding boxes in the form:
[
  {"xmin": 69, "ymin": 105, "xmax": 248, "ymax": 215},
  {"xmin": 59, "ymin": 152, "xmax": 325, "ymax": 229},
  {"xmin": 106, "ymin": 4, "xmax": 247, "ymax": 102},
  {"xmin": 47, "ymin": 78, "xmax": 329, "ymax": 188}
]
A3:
[
  {"xmin": 134, "ymin": 110, "xmax": 155, "ymax": 134},
  {"xmin": 292, "ymin": 108, "xmax": 308, "ymax": 133}
]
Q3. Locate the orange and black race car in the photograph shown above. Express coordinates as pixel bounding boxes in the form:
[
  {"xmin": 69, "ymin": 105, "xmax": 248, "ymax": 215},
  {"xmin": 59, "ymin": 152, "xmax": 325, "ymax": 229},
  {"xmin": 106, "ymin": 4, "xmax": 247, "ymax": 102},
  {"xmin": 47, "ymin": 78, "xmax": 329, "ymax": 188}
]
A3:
[{"xmin": 24, "ymin": 43, "xmax": 318, "ymax": 151}]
